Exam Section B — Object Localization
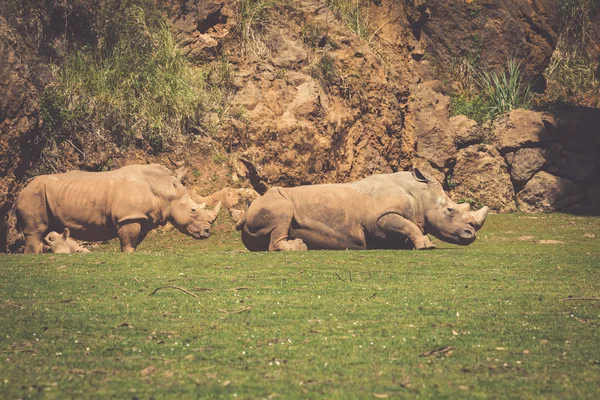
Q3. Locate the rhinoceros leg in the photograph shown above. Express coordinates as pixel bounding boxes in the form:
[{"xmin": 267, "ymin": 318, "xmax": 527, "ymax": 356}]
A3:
[
  {"xmin": 377, "ymin": 213, "xmax": 436, "ymax": 250},
  {"xmin": 243, "ymin": 189, "xmax": 307, "ymax": 252},
  {"xmin": 24, "ymin": 234, "xmax": 44, "ymax": 254},
  {"xmin": 117, "ymin": 221, "xmax": 147, "ymax": 253}
]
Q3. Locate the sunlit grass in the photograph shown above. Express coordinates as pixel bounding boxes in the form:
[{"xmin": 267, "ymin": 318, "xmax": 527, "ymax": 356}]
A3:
[{"xmin": 1, "ymin": 213, "xmax": 599, "ymax": 398}]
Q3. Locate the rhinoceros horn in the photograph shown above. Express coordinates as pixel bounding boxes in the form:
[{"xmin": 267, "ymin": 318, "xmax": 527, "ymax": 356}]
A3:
[
  {"xmin": 207, "ymin": 202, "xmax": 222, "ymax": 223},
  {"xmin": 471, "ymin": 206, "xmax": 489, "ymax": 229},
  {"xmin": 176, "ymin": 168, "xmax": 189, "ymax": 183}
]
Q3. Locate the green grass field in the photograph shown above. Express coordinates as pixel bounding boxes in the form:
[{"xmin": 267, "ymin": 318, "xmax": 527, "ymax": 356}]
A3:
[{"xmin": 1, "ymin": 214, "xmax": 599, "ymax": 399}]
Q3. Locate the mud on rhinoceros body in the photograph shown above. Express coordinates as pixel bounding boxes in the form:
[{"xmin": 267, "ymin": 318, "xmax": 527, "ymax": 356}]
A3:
[
  {"xmin": 15, "ymin": 164, "xmax": 221, "ymax": 253},
  {"xmin": 234, "ymin": 169, "xmax": 488, "ymax": 251}
]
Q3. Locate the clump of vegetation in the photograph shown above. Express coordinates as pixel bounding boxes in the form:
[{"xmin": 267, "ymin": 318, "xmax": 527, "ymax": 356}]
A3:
[
  {"xmin": 232, "ymin": 0, "xmax": 273, "ymax": 43},
  {"xmin": 324, "ymin": 0, "xmax": 372, "ymax": 41},
  {"xmin": 311, "ymin": 53, "xmax": 339, "ymax": 90},
  {"xmin": 448, "ymin": 57, "xmax": 533, "ymax": 124},
  {"xmin": 301, "ymin": 21, "xmax": 327, "ymax": 48},
  {"xmin": 478, "ymin": 59, "xmax": 533, "ymax": 116},
  {"xmin": 195, "ymin": 53, "xmax": 238, "ymax": 137},
  {"xmin": 544, "ymin": 0, "xmax": 599, "ymax": 106},
  {"xmin": 38, "ymin": 0, "xmax": 201, "ymax": 158}
]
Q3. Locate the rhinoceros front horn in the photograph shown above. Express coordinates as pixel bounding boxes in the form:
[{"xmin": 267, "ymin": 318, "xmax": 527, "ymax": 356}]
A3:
[
  {"xmin": 207, "ymin": 202, "xmax": 222, "ymax": 223},
  {"xmin": 471, "ymin": 206, "xmax": 489, "ymax": 230}
]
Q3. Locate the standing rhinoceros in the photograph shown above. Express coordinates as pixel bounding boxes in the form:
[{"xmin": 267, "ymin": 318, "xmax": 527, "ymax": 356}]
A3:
[
  {"xmin": 15, "ymin": 164, "xmax": 221, "ymax": 253},
  {"xmin": 236, "ymin": 169, "xmax": 488, "ymax": 251}
]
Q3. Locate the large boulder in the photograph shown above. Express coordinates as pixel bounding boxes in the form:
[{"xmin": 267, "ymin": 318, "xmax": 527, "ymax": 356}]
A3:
[
  {"xmin": 516, "ymin": 171, "xmax": 583, "ymax": 212},
  {"xmin": 553, "ymin": 107, "xmax": 600, "ymax": 153},
  {"xmin": 450, "ymin": 115, "xmax": 483, "ymax": 148},
  {"xmin": 449, "ymin": 144, "xmax": 517, "ymax": 213},
  {"xmin": 507, "ymin": 147, "xmax": 547, "ymax": 185},
  {"xmin": 558, "ymin": 151, "xmax": 596, "ymax": 182},
  {"xmin": 491, "ymin": 109, "xmax": 555, "ymax": 152}
]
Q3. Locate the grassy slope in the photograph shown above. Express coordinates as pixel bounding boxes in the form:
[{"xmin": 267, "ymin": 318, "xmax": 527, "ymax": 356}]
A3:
[{"xmin": 0, "ymin": 214, "xmax": 599, "ymax": 399}]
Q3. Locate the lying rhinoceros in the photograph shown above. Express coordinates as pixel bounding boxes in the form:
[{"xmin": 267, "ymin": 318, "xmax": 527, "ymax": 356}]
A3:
[
  {"xmin": 235, "ymin": 169, "xmax": 488, "ymax": 251},
  {"xmin": 43, "ymin": 228, "xmax": 90, "ymax": 254},
  {"xmin": 15, "ymin": 164, "xmax": 221, "ymax": 253}
]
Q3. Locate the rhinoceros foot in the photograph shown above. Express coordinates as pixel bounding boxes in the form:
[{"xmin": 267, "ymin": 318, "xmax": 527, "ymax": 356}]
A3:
[
  {"xmin": 276, "ymin": 239, "xmax": 308, "ymax": 252},
  {"xmin": 414, "ymin": 236, "xmax": 436, "ymax": 250}
]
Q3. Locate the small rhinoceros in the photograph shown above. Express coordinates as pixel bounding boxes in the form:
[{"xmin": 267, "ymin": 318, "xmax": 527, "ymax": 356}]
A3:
[
  {"xmin": 235, "ymin": 169, "xmax": 488, "ymax": 251},
  {"xmin": 43, "ymin": 228, "xmax": 90, "ymax": 254},
  {"xmin": 15, "ymin": 164, "xmax": 221, "ymax": 253}
]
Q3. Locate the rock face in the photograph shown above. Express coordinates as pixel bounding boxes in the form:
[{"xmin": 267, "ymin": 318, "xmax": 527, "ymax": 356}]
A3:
[
  {"xmin": 517, "ymin": 171, "xmax": 583, "ymax": 212},
  {"xmin": 412, "ymin": 81, "xmax": 455, "ymax": 169},
  {"xmin": 0, "ymin": 16, "xmax": 40, "ymax": 252},
  {"xmin": 418, "ymin": 0, "xmax": 559, "ymax": 81},
  {"xmin": 217, "ymin": 1, "xmax": 414, "ymax": 190},
  {"xmin": 450, "ymin": 145, "xmax": 517, "ymax": 213},
  {"xmin": 168, "ymin": 0, "xmax": 234, "ymax": 61}
]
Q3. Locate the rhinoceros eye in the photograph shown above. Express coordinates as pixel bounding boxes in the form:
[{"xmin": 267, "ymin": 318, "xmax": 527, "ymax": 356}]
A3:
[
  {"xmin": 446, "ymin": 207, "xmax": 455, "ymax": 215},
  {"xmin": 191, "ymin": 208, "xmax": 197, "ymax": 213}
]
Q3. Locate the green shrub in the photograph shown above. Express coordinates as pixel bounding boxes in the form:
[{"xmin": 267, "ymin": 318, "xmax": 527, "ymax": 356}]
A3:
[
  {"xmin": 311, "ymin": 53, "xmax": 339, "ymax": 90},
  {"xmin": 477, "ymin": 58, "xmax": 533, "ymax": 116},
  {"xmin": 233, "ymin": 0, "xmax": 273, "ymax": 43},
  {"xmin": 449, "ymin": 58, "xmax": 532, "ymax": 124},
  {"xmin": 40, "ymin": 1, "xmax": 201, "ymax": 154},
  {"xmin": 324, "ymin": 0, "xmax": 372, "ymax": 41},
  {"xmin": 544, "ymin": 0, "xmax": 599, "ymax": 106}
]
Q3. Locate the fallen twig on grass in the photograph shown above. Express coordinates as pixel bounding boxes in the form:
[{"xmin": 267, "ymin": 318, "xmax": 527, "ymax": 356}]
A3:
[
  {"xmin": 216, "ymin": 307, "xmax": 252, "ymax": 314},
  {"xmin": 560, "ymin": 297, "xmax": 600, "ymax": 301},
  {"xmin": 150, "ymin": 285, "xmax": 199, "ymax": 298},
  {"xmin": 335, "ymin": 272, "xmax": 346, "ymax": 282},
  {"xmin": 0, "ymin": 302, "xmax": 24, "ymax": 309},
  {"xmin": 190, "ymin": 287, "xmax": 249, "ymax": 292},
  {"xmin": 419, "ymin": 345, "xmax": 455, "ymax": 357}
]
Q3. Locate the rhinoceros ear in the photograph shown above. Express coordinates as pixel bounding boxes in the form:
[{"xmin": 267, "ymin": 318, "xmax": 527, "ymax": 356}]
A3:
[
  {"xmin": 62, "ymin": 228, "xmax": 70, "ymax": 240},
  {"xmin": 411, "ymin": 168, "xmax": 430, "ymax": 183}
]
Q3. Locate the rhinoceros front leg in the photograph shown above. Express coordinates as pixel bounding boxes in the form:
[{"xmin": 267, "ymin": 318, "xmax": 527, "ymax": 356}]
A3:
[
  {"xmin": 24, "ymin": 234, "xmax": 44, "ymax": 254},
  {"xmin": 377, "ymin": 213, "xmax": 436, "ymax": 250},
  {"xmin": 117, "ymin": 222, "xmax": 148, "ymax": 253},
  {"xmin": 268, "ymin": 225, "xmax": 308, "ymax": 252}
]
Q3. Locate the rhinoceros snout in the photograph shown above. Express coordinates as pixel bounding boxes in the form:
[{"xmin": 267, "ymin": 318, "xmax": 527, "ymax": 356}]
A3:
[
  {"xmin": 457, "ymin": 228, "xmax": 476, "ymax": 245},
  {"xmin": 190, "ymin": 226, "xmax": 211, "ymax": 239}
]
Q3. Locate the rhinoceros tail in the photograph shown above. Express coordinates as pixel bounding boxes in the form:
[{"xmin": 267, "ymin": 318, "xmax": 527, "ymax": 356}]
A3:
[
  {"xmin": 230, "ymin": 209, "xmax": 247, "ymax": 230},
  {"xmin": 230, "ymin": 198, "xmax": 254, "ymax": 231}
]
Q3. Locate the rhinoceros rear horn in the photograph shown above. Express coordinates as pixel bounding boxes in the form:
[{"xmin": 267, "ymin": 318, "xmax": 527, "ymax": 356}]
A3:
[
  {"xmin": 175, "ymin": 167, "xmax": 189, "ymax": 184},
  {"xmin": 471, "ymin": 206, "xmax": 489, "ymax": 230},
  {"xmin": 207, "ymin": 202, "xmax": 222, "ymax": 223}
]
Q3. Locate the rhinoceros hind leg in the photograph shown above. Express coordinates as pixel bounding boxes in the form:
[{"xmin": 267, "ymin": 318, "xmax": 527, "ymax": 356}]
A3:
[{"xmin": 118, "ymin": 221, "xmax": 147, "ymax": 253}]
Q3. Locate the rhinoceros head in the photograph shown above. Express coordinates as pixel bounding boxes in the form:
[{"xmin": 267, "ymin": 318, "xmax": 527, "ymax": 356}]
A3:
[
  {"xmin": 44, "ymin": 228, "xmax": 72, "ymax": 254},
  {"xmin": 412, "ymin": 169, "xmax": 488, "ymax": 245},
  {"xmin": 169, "ymin": 169, "xmax": 222, "ymax": 239}
]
